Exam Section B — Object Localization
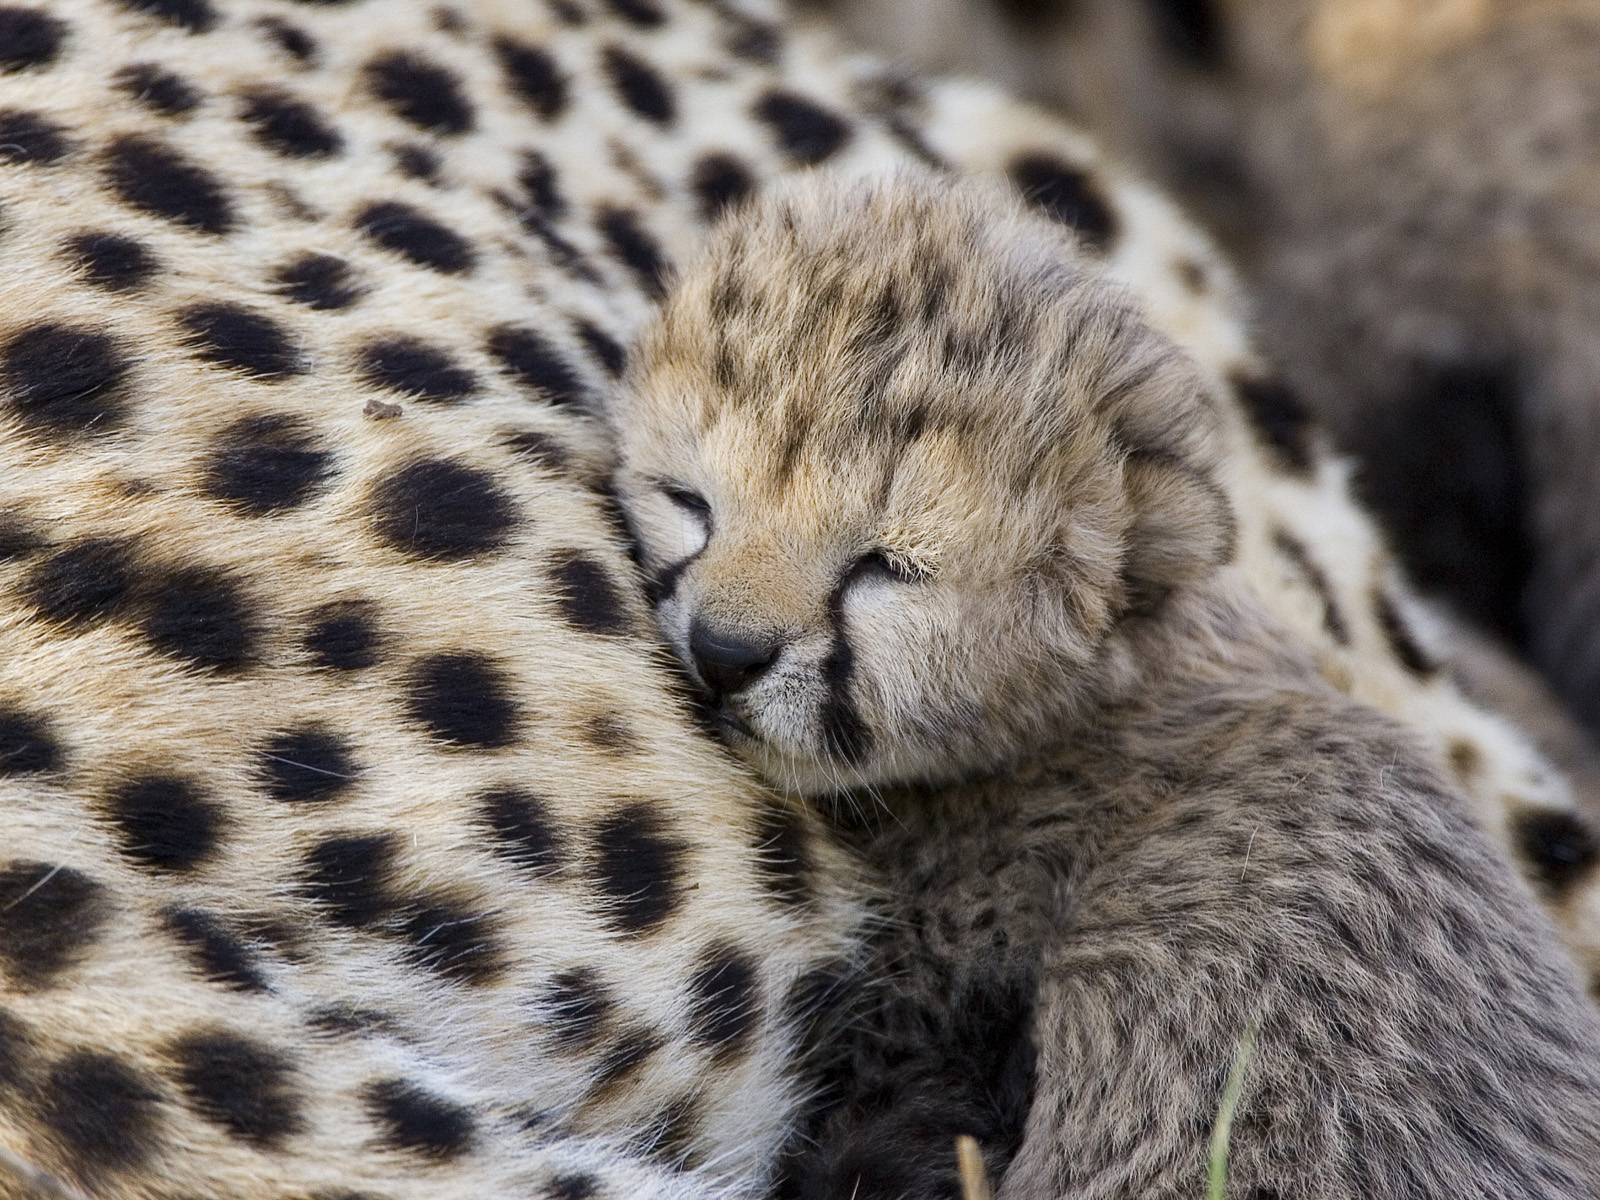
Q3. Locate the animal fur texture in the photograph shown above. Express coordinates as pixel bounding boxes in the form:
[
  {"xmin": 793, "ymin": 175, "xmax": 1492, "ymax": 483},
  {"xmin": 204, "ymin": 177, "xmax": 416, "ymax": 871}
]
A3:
[
  {"xmin": 809, "ymin": 0, "xmax": 1600, "ymax": 745},
  {"xmin": 613, "ymin": 171, "xmax": 1600, "ymax": 1199},
  {"xmin": 0, "ymin": 0, "xmax": 1597, "ymax": 1195}
]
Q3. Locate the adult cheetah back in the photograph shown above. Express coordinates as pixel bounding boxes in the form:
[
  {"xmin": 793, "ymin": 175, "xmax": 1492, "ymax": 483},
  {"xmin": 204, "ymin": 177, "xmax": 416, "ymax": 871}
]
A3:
[{"xmin": 0, "ymin": 1, "xmax": 882, "ymax": 1195}]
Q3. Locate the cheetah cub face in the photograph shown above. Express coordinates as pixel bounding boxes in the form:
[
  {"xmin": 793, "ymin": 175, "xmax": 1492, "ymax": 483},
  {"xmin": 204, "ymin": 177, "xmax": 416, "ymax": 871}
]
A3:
[{"xmin": 614, "ymin": 174, "xmax": 1235, "ymax": 795}]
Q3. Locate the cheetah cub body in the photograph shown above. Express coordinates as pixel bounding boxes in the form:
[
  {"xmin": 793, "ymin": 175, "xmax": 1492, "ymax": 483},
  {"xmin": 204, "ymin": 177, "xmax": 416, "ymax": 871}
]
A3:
[{"xmin": 613, "ymin": 174, "xmax": 1600, "ymax": 1200}]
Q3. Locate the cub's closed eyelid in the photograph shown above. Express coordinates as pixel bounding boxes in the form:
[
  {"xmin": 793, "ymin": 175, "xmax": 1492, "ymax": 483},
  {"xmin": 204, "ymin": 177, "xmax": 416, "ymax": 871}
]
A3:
[
  {"xmin": 659, "ymin": 481, "xmax": 711, "ymax": 517},
  {"xmin": 852, "ymin": 549, "xmax": 922, "ymax": 585}
]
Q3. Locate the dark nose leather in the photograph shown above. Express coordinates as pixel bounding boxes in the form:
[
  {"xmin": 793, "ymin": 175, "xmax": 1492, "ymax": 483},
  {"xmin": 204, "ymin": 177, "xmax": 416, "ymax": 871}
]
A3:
[{"xmin": 689, "ymin": 619, "xmax": 779, "ymax": 697}]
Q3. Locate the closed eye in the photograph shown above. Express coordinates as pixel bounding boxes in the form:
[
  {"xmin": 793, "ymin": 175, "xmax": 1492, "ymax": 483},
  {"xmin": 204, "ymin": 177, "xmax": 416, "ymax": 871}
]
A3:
[
  {"xmin": 852, "ymin": 549, "xmax": 923, "ymax": 585},
  {"xmin": 660, "ymin": 482, "xmax": 711, "ymax": 519}
]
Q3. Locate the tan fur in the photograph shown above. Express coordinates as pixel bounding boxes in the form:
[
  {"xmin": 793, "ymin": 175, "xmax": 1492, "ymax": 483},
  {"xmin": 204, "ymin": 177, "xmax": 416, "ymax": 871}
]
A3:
[
  {"xmin": 616, "ymin": 171, "xmax": 1600, "ymax": 1199},
  {"xmin": 4, "ymin": 0, "xmax": 1599, "ymax": 1194}
]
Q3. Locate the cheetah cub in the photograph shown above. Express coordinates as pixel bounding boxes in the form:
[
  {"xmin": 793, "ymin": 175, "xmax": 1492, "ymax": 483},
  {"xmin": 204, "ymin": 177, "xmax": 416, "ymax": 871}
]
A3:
[{"xmin": 611, "ymin": 173, "xmax": 1600, "ymax": 1200}]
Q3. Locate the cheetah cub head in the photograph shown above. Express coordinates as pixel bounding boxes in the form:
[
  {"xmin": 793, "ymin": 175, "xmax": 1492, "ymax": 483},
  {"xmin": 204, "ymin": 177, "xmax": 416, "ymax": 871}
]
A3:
[{"xmin": 613, "ymin": 173, "xmax": 1235, "ymax": 795}]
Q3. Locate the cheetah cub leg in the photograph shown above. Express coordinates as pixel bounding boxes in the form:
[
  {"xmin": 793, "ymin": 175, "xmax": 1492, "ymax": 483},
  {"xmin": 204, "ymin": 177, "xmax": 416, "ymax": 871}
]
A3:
[{"xmin": 612, "ymin": 171, "xmax": 1600, "ymax": 1200}]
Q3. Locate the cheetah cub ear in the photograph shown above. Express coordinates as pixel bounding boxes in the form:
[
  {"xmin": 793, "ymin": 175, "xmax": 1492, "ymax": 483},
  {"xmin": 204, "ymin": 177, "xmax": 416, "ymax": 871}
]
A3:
[{"xmin": 612, "ymin": 170, "xmax": 1235, "ymax": 795}]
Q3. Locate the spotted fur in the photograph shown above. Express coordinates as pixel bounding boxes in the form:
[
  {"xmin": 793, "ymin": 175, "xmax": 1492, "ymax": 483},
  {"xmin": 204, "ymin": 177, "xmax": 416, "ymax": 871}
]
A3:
[
  {"xmin": 615, "ymin": 171, "xmax": 1600, "ymax": 1199},
  {"xmin": 2, "ymin": 0, "xmax": 1599, "ymax": 1196}
]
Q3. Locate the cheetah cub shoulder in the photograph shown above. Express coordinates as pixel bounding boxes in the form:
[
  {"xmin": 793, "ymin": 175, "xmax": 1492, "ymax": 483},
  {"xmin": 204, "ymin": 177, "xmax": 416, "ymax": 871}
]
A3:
[{"xmin": 613, "ymin": 173, "xmax": 1600, "ymax": 1200}]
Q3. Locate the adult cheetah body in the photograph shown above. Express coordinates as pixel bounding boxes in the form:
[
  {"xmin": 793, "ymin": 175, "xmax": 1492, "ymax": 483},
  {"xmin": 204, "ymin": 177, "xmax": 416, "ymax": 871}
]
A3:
[{"xmin": 0, "ymin": 0, "xmax": 1595, "ymax": 1197}]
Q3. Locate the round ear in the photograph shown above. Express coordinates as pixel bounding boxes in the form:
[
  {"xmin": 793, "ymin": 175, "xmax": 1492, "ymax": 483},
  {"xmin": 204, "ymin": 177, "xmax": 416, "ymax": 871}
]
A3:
[{"xmin": 1119, "ymin": 454, "xmax": 1237, "ymax": 613}]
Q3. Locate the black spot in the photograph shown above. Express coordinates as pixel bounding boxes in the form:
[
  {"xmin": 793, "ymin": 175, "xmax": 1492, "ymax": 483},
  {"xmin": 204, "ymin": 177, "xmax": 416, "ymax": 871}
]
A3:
[
  {"xmin": 116, "ymin": 0, "xmax": 214, "ymax": 31},
  {"xmin": 370, "ymin": 458, "xmax": 519, "ymax": 561},
  {"xmin": 687, "ymin": 945, "xmax": 758, "ymax": 1055},
  {"xmin": 64, "ymin": 232, "xmax": 158, "ymax": 291},
  {"xmin": 42, "ymin": 1052, "xmax": 165, "ymax": 1178},
  {"xmin": 105, "ymin": 135, "xmax": 234, "ymax": 233},
  {"xmin": 302, "ymin": 835, "xmax": 398, "ymax": 928},
  {"xmin": 573, "ymin": 320, "xmax": 625, "ymax": 378},
  {"xmin": 494, "ymin": 37, "xmax": 567, "ymax": 120},
  {"xmin": 356, "ymin": 200, "xmax": 475, "ymax": 274},
  {"xmin": 114, "ymin": 64, "xmax": 201, "ymax": 116},
  {"xmin": 689, "ymin": 152, "xmax": 753, "ymax": 223},
  {"xmin": 106, "ymin": 773, "xmax": 223, "ymax": 872},
  {"xmin": 204, "ymin": 414, "xmax": 332, "ymax": 514},
  {"xmin": 396, "ymin": 898, "xmax": 503, "ymax": 985},
  {"xmin": 180, "ymin": 303, "xmax": 300, "ymax": 380},
  {"xmin": 641, "ymin": 1092, "xmax": 702, "ymax": 1168},
  {"xmin": 1358, "ymin": 362, "xmax": 1528, "ymax": 644},
  {"xmin": 548, "ymin": 0, "xmax": 586, "ymax": 25},
  {"xmin": 1145, "ymin": 0, "xmax": 1224, "ymax": 67},
  {"xmin": 606, "ymin": 0, "xmax": 662, "ymax": 24},
  {"xmin": 0, "ymin": 1008, "xmax": 36, "ymax": 1093},
  {"xmin": 481, "ymin": 787, "xmax": 562, "ymax": 873},
  {"xmin": 403, "ymin": 652, "xmax": 522, "ymax": 749},
  {"xmin": 0, "ymin": 862, "xmax": 106, "ymax": 989},
  {"xmin": 307, "ymin": 1005, "xmax": 399, "ymax": 1039},
  {"xmin": 1232, "ymin": 372, "xmax": 1315, "ymax": 474},
  {"xmin": 275, "ymin": 252, "xmax": 363, "ymax": 310},
  {"xmin": 258, "ymin": 727, "xmax": 360, "ymax": 803},
  {"xmin": 362, "ymin": 338, "xmax": 477, "ymax": 403},
  {"xmin": 139, "ymin": 563, "xmax": 256, "ymax": 670},
  {"xmin": 602, "ymin": 44, "xmax": 675, "ymax": 124},
  {"xmin": 26, "ymin": 538, "xmax": 136, "ymax": 626},
  {"xmin": 504, "ymin": 429, "xmax": 569, "ymax": 472},
  {"xmin": 304, "ymin": 600, "xmax": 380, "ymax": 671},
  {"xmin": 518, "ymin": 150, "xmax": 566, "ymax": 219},
  {"xmin": 752, "ymin": 91, "xmax": 851, "ymax": 165},
  {"xmin": 163, "ymin": 908, "xmax": 267, "ymax": 992},
  {"xmin": 390, "ymin": 142, "xmax": 439, "ymax": 181},
  {"xmin": 0, "ymin": 8, "xmax": 66, "ymax": 72},
  {"xmin": 724, "ymin": 13, "xmax": 781, "ymax": 63},
  {"xmin": 592, "ymin": 805, "xmax": 683, "ymax": 933},
  {"xmin": 239, "ymin": 90, "xmax": 343, "ymax": 158},
  {"xmin": 1513, "ymin": 809, "xmax": 1599, "ymax": 892},
  {"xmin": 595, "ymin": 206, "xmax": 668, "ymax": 299},
  {"xmin": 590, "ymin": 1026, "xmax": 662, "ymax": 1092},
  {"xmin": 540, "ymin": 968, "xmax": 613, "ymax": 1048},
  {"xmin": 257, "ymin": 16, "xmax": 317, "ymax": 63},
  {"xmin": 169, "ymin": 1030, "xmax": 303, "ymax": 1147},
  {"xmin": 365, "ymin": 50, "xmax": 474, "ymax": 134},
  {"xmin": 549, "ymin": 1173, "xmax": 600, "ymax": 1200},
  {"xmin": 487, "ymin": 326, "xmax": 589, "ymax": 405},
  {"xmin": 0, "ymin": 707, "xmax": 59, "ymax": 775},
  {"xmin": 1372, "ymin": 587, "xmax": 1437, "ymax": 677},
  {"xmin": 0, "ymin": 513, "xmax": 39, "ymax": 560},
  {"xmin": 585, "ymin": 711, "xmax": 634, "ymax": 752},
  {"xmin": 0, "ymin": 109, "xmax": 73, "ymax": 164},
  {"xmin": 1009, "ymin": 153, "xmax": 1118, "ymax": 251},
  {"xmin": 551, "ymin": 553, "xmax": 630, "ymax": 636},
  {"xmin": 3, "ymin": 323, "xmax": 129, "ymax": 434},
  {"xmin": 752, "ymin": 801, "xmax": 812, "ymax": 906},
  {"xmin": 364, "ymin": 1079, "xmax": 476, "ymax": 1160}
]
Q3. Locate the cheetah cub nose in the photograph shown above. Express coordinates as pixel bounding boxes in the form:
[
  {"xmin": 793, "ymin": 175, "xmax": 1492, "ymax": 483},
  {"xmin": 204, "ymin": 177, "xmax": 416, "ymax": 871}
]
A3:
[{"xmin": 689, "ymin": 619, "xmax": 781, "ymax": 697}]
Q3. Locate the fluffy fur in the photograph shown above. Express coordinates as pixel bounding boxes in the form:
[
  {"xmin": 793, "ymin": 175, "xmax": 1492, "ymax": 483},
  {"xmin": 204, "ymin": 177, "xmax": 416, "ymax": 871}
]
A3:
[
  {"xmin": 2, "ymin": 0, "xmax": 1598, "ymax": 1195},
  {"xmin": 812, "ymin": 0, "xmax": 1600, "ymax": 744},
  {"xmin": 614, "ymin": 172, "xmax": 1600, "ymax": 1199}
]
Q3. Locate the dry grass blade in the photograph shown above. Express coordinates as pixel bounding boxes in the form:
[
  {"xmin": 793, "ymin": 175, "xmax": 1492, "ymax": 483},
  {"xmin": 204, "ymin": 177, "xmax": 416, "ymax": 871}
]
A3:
[
  {"xmin": 1207, "ymin": 1021, "xmax": 1261, "ymax": 1200},
  {"xmin": 957, "ymin": 1134, "xmax": 994, "ymax": 1200}
]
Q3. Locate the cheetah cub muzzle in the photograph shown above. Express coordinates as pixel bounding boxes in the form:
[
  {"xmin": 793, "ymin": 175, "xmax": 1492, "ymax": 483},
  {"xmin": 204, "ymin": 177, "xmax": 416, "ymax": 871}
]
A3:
[{"xmin": 614, "ymin": 173, "xmax": 1600, "ymax": 1200}]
